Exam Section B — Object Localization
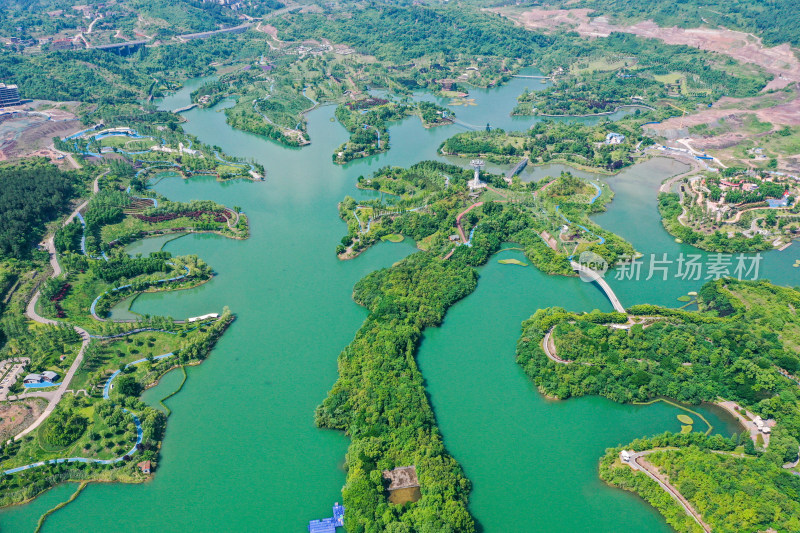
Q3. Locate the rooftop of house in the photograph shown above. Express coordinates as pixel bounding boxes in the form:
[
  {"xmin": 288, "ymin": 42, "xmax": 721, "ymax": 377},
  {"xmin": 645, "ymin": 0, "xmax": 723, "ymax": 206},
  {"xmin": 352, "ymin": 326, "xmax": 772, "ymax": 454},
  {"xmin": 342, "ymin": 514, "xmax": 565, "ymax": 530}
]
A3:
[{"xmin": 382, "ymin": 465, "xmax": 420, "ymax": 491}]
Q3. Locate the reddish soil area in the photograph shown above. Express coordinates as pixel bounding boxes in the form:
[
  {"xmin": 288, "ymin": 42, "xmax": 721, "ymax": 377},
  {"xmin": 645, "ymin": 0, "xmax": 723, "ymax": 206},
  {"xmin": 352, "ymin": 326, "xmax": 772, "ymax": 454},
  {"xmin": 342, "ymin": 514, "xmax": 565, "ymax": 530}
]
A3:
[{"xmin": 493, "ymin": 7, "xmax": 800, "ymax": 90}]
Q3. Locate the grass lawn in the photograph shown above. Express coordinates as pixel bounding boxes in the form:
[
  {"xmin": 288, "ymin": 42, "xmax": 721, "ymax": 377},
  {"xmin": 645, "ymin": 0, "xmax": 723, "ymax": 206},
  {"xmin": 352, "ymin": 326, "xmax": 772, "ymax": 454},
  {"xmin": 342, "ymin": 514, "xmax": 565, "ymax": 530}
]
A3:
[
  {"xmin": 654, "ymin": 72, "xmax": 684, "ymax": 85},
  {"xmin": 71, "ymin": 331, "xmax": 183, "ymax": 391},
  {"xmin": 101, "ymin": 216, "xmax": 229, "ymax": 245},
  {"xmin": 571, "ymin": 57, "xmax": 634, "ymax": 75},
  {"xmin": 381, "ymin": 234, "xmax": 404, "ymax": 243},
  {"xmin": 1, "ymin": 402, "xmax": 136, "ymax": 469},
  {"xmin": 498, "ymin": 258, "xmax": 528, "ymax": 266}
]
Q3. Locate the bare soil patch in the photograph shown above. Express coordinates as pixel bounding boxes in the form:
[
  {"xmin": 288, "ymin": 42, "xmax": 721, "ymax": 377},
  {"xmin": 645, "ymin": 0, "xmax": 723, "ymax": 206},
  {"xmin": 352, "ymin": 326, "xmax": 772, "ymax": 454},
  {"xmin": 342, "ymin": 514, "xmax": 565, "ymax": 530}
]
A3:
[
  {"xmin": 493, "ymin": 7, "xmax": 800, "ymax": 89},
  {"xmin": 649, "ymin": 91, "xmax": 800, "ymax": 136},
  {"xmin": 0, "ymin": 399, "xmax": 46, "ymax": 441}
]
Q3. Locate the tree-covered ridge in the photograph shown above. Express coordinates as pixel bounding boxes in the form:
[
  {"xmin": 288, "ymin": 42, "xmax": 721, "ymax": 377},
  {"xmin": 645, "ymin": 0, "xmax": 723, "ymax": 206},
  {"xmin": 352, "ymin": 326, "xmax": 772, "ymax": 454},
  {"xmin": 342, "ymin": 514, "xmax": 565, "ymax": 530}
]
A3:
[
  {"xmin": 599, "ymin": 431, "xmax": 800, "ymax": 533},
  {"xmin": 648, "ymin": 446, "xmax": 800, "ymax": 532},
  {"xmin": 0, "ymin": 31, "xmax": 278, "ymax": 104},
  {"xmin": 442, "ymin": 120, "xmax": 647, "ymax": 171},
  {"xmin": 332, "ymin": 100, "xmax": 444, "ymax": 163},
  {"xmin": 0, "ymin": 0, "xmax": 283, "ymax": 41},
  {"xmin": 272, "ymin": 4, "xmax": 768, "ymax": 100},
  {"xmin": 273, "ymin": 5, "xmax": 553, "ymax": 63},
  {"xmin": 315, "ymin": 253, "xmax": 477, "ymax": 532},
  {"xmin": 517, "ymin": 279, "xmax": 800, "ymax": 465},
  {"xmin": 516, "ymin": 279, "xmax": 800, "ymax": 530},
  {"xmin": 224, "ymin": 76, "xmax": 315, "ymax": 147},
  {"xmin": 0, "ymin": 159, "xmax": 90, "ymax": 259}
]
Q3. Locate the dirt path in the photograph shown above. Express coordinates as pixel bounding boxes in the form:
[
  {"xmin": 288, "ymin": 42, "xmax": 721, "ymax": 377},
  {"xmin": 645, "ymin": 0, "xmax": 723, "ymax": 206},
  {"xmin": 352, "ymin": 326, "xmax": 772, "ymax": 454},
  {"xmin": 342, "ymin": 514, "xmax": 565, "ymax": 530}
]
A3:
[
  {"xmin": 677, "ymin": 138, "xmax": 728, "ymax": 168},
  {"xmin": 455, "ymin": 202, "xmax": 484, "ymax": 243}
]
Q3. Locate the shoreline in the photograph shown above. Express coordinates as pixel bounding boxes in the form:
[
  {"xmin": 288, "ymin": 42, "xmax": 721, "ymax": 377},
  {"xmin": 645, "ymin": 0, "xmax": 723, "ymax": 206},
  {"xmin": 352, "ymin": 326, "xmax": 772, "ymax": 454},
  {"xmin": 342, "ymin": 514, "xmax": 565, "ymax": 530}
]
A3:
[{"xmin": 514, "ymin": 104, "xmax": 656, "ymax": 118}]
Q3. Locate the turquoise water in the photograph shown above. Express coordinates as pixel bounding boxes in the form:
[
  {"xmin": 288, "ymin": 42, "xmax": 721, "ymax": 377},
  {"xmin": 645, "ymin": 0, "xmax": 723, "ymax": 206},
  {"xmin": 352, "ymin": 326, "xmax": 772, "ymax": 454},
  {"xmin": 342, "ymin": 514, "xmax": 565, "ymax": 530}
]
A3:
[{"xmin": 3, "ymin": 73, "xmax": 796, "ymax": 532}]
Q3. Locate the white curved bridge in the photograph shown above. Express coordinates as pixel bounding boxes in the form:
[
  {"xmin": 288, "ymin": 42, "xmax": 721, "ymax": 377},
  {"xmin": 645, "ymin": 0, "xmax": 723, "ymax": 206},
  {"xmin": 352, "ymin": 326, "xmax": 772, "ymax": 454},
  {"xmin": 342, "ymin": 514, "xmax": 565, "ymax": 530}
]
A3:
[{"xmin": 571, "ymin": 261, "xmax": 625, "ymax": 313}]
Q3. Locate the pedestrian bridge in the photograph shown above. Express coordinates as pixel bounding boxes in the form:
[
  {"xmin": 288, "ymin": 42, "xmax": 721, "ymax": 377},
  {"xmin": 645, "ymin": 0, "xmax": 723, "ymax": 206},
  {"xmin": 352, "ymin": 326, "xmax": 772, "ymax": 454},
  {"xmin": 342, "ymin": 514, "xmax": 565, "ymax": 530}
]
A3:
[{"xmin": 570, "ymin": 261, "xmax": 625, "ymax": 313}]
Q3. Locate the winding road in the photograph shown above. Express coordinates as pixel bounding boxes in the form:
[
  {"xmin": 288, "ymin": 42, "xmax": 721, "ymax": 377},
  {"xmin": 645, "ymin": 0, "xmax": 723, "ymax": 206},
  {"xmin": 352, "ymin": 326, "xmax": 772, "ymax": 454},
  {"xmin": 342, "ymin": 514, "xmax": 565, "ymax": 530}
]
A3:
[
  {"xmin": 5, "ymin": 173, "xmax": 164, "ymax": 473},
  {"xmin": 623, "ymin": 449, "xmax": 712, "ymax": 533},
  {"xmin": 18, "ymin": 247, "xmax": 91, "ymax": 440},
  {"xmin": 13, "ymin": 175, "xmax": 104, "ymax": 440}
]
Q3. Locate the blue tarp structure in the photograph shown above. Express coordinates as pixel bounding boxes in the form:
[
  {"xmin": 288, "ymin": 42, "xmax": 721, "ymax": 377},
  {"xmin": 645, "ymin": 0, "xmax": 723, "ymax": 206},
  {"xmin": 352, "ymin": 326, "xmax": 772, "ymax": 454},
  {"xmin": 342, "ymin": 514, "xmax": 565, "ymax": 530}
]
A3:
[
  {"xmin": 333, "ymin": 503, "xmax": 344, "ymax": 526},
  {"xmin": 308, "ymin": 503, "xmax": 345, "ymax": 532},
  {"xmin": 308, "ymin": 518, "xmax": 336, "ymax": 533}
]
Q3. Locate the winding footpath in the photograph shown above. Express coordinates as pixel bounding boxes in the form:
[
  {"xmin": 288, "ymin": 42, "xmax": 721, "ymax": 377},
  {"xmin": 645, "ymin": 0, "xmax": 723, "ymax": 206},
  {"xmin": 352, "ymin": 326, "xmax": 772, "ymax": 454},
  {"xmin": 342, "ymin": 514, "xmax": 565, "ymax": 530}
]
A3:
[
  {"xmin": 541, "ymin": 327, "xmax": 597, "ymax": 366},
  {"xmin": 13, "ymin": 177, "xmax": 103, "ymax": 441},
  {"xmin": 4, "ymin": 413, "xmax": 143, "ymax": 475},
  {"xmin": 623, "ymin": 449, "xmax": 712, "ymax": 533},
  {"xmin": 455, "ymin": 202, "xmax": 484, "ymax": 243},
  {"xmin": 5, "ymin": 174, "xmax": 151, "ymax": 478}
]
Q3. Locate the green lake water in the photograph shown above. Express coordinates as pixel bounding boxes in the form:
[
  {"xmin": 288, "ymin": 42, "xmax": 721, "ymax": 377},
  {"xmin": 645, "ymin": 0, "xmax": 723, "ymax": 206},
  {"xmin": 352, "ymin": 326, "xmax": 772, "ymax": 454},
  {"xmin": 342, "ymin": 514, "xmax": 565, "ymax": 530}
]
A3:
[{"xmin": 3, "ymin": 72, "xmax": 797, "ymax": 532}]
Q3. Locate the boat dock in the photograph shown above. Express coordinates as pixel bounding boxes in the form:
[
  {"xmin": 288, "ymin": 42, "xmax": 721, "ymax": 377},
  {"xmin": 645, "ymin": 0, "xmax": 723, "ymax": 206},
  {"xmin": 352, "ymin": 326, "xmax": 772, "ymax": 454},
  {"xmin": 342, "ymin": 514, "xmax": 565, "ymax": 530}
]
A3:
[{"xmin": 308, "ymin": 503, "xmax": 345, "ymax": 532}]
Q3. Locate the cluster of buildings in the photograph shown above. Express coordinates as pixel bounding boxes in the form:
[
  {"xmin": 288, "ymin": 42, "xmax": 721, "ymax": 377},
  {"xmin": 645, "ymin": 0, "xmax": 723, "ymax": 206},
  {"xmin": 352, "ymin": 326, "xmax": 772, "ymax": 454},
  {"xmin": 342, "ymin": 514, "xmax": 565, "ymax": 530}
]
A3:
[
  {"xmin": 200, "ymin": 0, "xmax": 247, "ymax": 11},
  {"xmin": 716, "ymin": 174, "xmax": 794, "ymax": 207},
  {"xmin": 605, "ymin": 132, "xmax": 626, "ymax": 145},
  {"xmin": 294, "ymin": 42, "xmax": 354, "ymax": 58},
  {"xmin": 49, "ymin": 38, "xmax": 85, "ymax": 51},
  {"xmin": 23, "ymin": 370, "xmax": 59, "ymax": 385},
  {"xmin": 0, "ymin": 84, "xmax": 21, "ymax": 108},
  {"xmin": 719, "ymin": 179, "xmax": 760, "ymax": 192}
]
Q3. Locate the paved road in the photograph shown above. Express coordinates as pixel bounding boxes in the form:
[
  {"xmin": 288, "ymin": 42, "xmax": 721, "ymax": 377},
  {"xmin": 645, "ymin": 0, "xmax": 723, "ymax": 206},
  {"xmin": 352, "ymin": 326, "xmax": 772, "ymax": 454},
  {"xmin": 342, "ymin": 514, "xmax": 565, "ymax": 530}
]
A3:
[
  {"xmin": 623, "ymin": 449, "xmax": 711, "ymax": 533},
  {"xmin": 542, "ymin": 328, "xmax": 570, "ymax": 364},
  {"xmin": 716, "ymin": 400, "xmax": 771, "ymax": 448},
  {"xmin": 541, "ymin": 327, "xmax": 596, "ymax": 366},
  {"xmin": 13, "ymin": 177, "xmax": 101, "ymax": 441}
]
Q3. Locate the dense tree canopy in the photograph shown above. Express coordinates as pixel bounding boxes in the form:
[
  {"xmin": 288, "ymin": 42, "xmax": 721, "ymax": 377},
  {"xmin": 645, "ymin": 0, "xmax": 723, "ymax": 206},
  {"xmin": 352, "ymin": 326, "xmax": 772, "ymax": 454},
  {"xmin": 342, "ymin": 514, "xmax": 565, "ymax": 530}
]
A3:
[
  {"xmin": 316, "ymin": 253, "xmax": 478, "ymax": 531},
  {"xmin": 0, "ymin": 160, "xmax": 84, "ymax": 258}
]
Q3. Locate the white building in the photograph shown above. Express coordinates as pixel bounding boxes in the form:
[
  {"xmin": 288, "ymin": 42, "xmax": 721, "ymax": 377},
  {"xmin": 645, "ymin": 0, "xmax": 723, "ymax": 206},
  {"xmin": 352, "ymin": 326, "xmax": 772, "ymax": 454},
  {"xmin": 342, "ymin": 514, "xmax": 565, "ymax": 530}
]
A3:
[
  {"xmin": 188, "ymin": 313, "xmax": 220, "ymax": 323},
  {"xmin": 605, "ymin": 132, "xmax": 625, "ymax": 145}
]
